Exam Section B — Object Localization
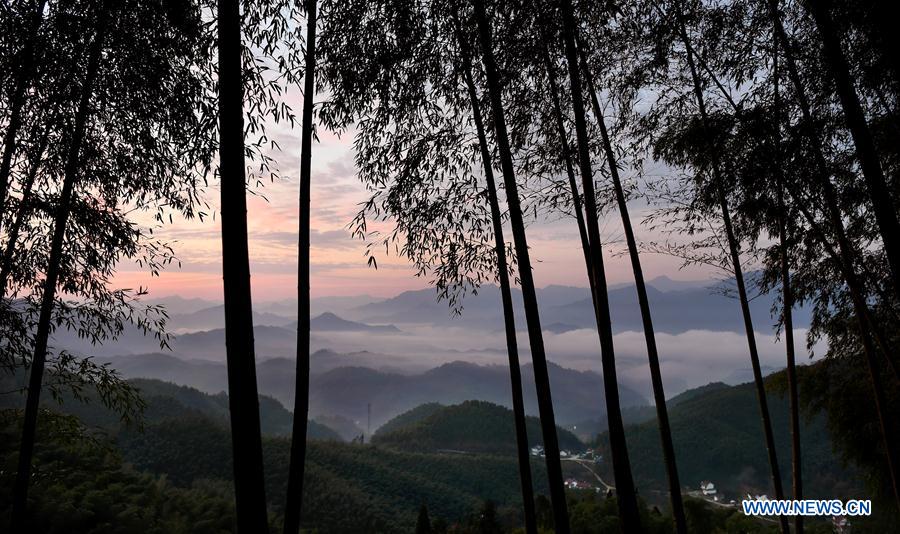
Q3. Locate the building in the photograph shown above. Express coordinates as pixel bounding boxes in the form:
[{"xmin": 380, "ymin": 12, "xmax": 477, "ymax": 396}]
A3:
[
  {"xmin": 565, "ymin": 478, "xmax": 593, "ymax": 490},
  {"xmin": 700, "ymin": 481, "xmax": 717, "ymax": 496}
]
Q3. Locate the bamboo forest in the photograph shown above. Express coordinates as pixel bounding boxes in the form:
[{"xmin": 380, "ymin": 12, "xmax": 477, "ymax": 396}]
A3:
[{"xmin": 1, "ymin": 0, "xmax": 899, "ymax": 532}]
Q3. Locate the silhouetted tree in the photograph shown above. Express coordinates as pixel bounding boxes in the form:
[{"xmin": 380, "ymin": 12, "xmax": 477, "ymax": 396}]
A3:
[
  {"xmin": 540, "ymin": 44, "xmax": 592, "ymax": 292},
  {"xmin": 284, "ymin": 1, "xmax": 317, "ymax": 532},
  {"xmin": 767, "ymin": 0, "xmax": 900, "ymax": 507},
  {"xmin": 804, "ymin": 0, "xmax": 900, "ymax": 297},
  {"xmin": 772, "ymin": 42, "xmax": 803, "ymax": 534},
  {"xmin": 555, "ymin": 0, "xmax": 642, "ymax": 530},
  {"xmin": 472, "ymin": 0, "xmax": 570, "ymax": 531},
  {"xmin": 675, "ymin": 7, "xmax": 788, "ymax": 531},
  {"xmin": 11, "ymin": 4, "xmax": 111, "ymax": 527},
  {"xmin": 576, "ymin": 25, "xmax": 688, "ymax": 534},
  {"xmin": 0, "ymin": 124, "xmax": 49, "ymax": 296},
  {"xmin": 456, "ymin": 19, "xmax": 537, "ymax": 532},
  {"xmin": 0, "ymin": 0, "xmax": 46, "ymax": 235},
  {"xmin": 415, "ymin": 504, "xmax": 433, "ymax": 534},
  {"xmin": 316, "ymin": 1, "xmax": 538, "ymax": 529},
  {"xmin": 216, "ymin": 0, "xmax": 269, "ymax": 530}
]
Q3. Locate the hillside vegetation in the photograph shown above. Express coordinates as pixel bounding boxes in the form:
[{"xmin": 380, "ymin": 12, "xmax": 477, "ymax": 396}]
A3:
[
  {"xmin": 374, "ymin": 402, "xmax": 446, "ymax": 436},
  {"xmin": 3, "ymin": 372, "xmax": 874, "ymax": 532},
  {"xmin": 597, "ymin": 371, "xmax": 862, "ymax": 501},
  {"xmin": 373, "ymin": 400, "xmax": 585, "ymax": 455},
  {"xmin": 0, "ymin": 376, "xmax": 552, "ymax": 532},
  {"xmin": 49, "ymin": 377, "xmax": 342, "ymax": 441}
]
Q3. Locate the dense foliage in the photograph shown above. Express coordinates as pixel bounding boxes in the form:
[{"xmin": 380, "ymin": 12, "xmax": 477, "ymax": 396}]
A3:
[
  {"xmin": 595, "ymin": 364, "xmax": 900, "ymax": 530},
  {"xmin": 598, "ymin": 370, "xmax": 856, "ymax": 500},
  {"xmin": 0, "ymin": 378, "xmax": 550, "ymax": 532},
  {"xmin": 373, "ymin": 400, "xmax": 585, "ymax": 455},
  {"xmin": 1, "ymin": 378, "xmax": 839, "ymax": 533},
  {"xmin": 4, "ymin": 0, "xmax": 900, "ymax": 529}
]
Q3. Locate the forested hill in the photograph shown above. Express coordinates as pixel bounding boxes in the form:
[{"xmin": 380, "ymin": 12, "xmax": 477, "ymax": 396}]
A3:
[
  {"xmin": 374, "ymin": 402, "xmax": 446, "ymax": 436},
  {"xmin": 0, "ymin": 375, "xmax": 342, "ymax": 441},
  {"xmin": 596, "ymin": 372, "xmax": 863, "ymax": 501},
  {"xmin": 0, "ymin": 377, "xmax": 550, "ymax": 532},
  {"xmin": 98, "ymin": 354, "xmax": 648, "ymax": 428},
  {"xmin": 372, "ymin": 400, "xmax": 585, "ymax": 455}
]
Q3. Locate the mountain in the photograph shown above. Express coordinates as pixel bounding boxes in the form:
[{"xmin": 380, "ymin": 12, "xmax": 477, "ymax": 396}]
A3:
[
  {"xmin": 3, "ymin": 372, "xmax": 883, "ymax": 531},
  {"xmin": 543, "ymin": 322, "xmax": 581, "ymax": 334},
  {"xmin": 597, "ymin": 373, "xmax": 862, "ymax": 500},
  {"xmin": 49, "ymin": 280, "xmax": 811, "ymax": 374},
  {"xmin": 0, "ymin": 371, "xmax": 342, "ymax": 442},
  {"xmin": 166, "ymin": 307, "xmax": 395, "ymax": 334},
  {"xmin": 667, "ymin": 381, "xmax": 730, "ymax": 404},
  {"xmin": 309, "ymin": 312, "xmax": 401, "ymax": 333},
  {"xmin": 0, "ymin": 377, "xmax": 553, "ymax": 532},
  {"xmin": 145, "ymin": 295, "xmax": 383, "ymax": 321},
  {"xmin": 545, "ymin": 284, "xmax": 813, "ymax": 334},
  {"xmin": 94, "ymin": 353, "xmax": 228, "ymax": 392},
  {"xmin": 47, "ymin": 322, "xmax": 297, "ymax": 359},
  {"xmin": 256, "ymin": 294, "xmax": 383, "ymax": 317},
  {"xmin": 644, "ymin": 275, "xmax": 713, "ymax": 292},
  {"xmin": 49, "ymin": 322, "xmax": 168, "ymax": 357},
  {"xmin": 723, "ymin": 365, "xmax": 782, "ymax": 385},
  {"xmin": 531, "ymin": 285, "xmax": 593, "ymax": 307},
  {"xmin": 372, "ymin": 400, "xmax": 585, "ymax": 455},
  {"xmin": 167, "ymin": 305, "xmax": 294, "ymax": 332},
  {"xmin": 163, "ymin": 315, "xmax": 398, "ymax": 360},
  {"xmin": 312, "ymin": 414, "xmax": 365, "ymax": 441},
  {"xmin": 144, "ymin": 295, "xmax": 218, "ymax": 315},
  {"xmin": 350, "ymin": 287, "xmax": 484, "ymax": 324},
  {"xmin": 563, "ymin": 405, "xmax": 659, "ymax": 443},
  {"xmin": 374, "ymin": 403, "xmax": 446, "ymax": 436},
  {"xmin": 97, "ymin": 314, "xmax": 399, "ymax": 362},
  {"xmin": 170, "ymin": 324, "xmax": 297, "ymax": 360},
  {"xmin": 348, "ymin": 282, "xmax": 812, "ymax": 334},
  {"xmin": 307, "ymin": 360, "xmax": 647, "ymax": 429},
  {"xmin": 98, "ymin": 353, "xmax": 647, "ymax": 429}
]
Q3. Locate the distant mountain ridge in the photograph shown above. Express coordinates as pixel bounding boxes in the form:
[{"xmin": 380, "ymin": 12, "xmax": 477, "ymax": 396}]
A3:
[
  {"xmin": 308, "ymin": 312, "xmax": 401, "ymax": 333},
  {"xmin": 346, "ymin": 280, "xmax": 811, "ymax": 334},
  {"xmin": 147, "ymin": 294, "xmax": 381, "ymax": 318},
  {"xmin": 166, "ymin": 305, "xmax": 295, "ymax": 332},
  {"xmin": 165, "ymin": 307, "xmax": 402, "ymax": 334},
  {"xmin": 0, "ymin": 374, "xmax": 342, "ymax": 442},
  {"xmin": 98, "ymin": 353, "xmax": 647, "ymax": 429},
  {"xmin": 51, "ymin": 312, "xmax": 400, "ymax": 359},
  {"xmin": 51, "ymin": 279, "xmax": 803, "ymax": 367}
]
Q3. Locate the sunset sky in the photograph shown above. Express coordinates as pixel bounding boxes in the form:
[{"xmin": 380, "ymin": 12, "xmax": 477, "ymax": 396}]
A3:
[{"xmin": 114, "ymin": 96, "xmax": 714, "ymax": 302}]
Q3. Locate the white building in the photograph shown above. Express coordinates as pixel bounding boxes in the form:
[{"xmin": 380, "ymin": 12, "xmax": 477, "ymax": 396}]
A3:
[{"xmin": 700, "ymin": 481, "xmax": 717, "ymax": 496}]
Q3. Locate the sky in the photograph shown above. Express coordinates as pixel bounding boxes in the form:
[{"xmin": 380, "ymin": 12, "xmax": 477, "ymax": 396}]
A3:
[
  {"xmin": 112, "ymin": 93, "xmax": 715, "ymax": 302},
  {"xmin": 102, "ymin": 92, "xmax": 818, "ymax": 395}
]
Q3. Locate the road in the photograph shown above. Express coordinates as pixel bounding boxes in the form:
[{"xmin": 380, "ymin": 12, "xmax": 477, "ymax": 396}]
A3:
[{"xmin": 563, "ymin": 458, "xmax": 615, "ymax": 492}]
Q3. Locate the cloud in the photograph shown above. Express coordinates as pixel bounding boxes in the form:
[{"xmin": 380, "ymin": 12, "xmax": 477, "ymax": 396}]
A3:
[
  {"xmin": 112, "ymin": 99, "xmax": 722, "ymax": 305},
  {"xmin": 317, "ymin": 159, "xmax": 357, "ymax": 184},
  {"xmin": 299, "ymin": 323, "xmax": 824, "ymax": 399},
  {"xmin": 539, "ymin": 327, "xmax": 824, "ymax": 396},
  {"xmin": 249, "ymin": 229, "xmax": 356, "ymax": 250}
]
